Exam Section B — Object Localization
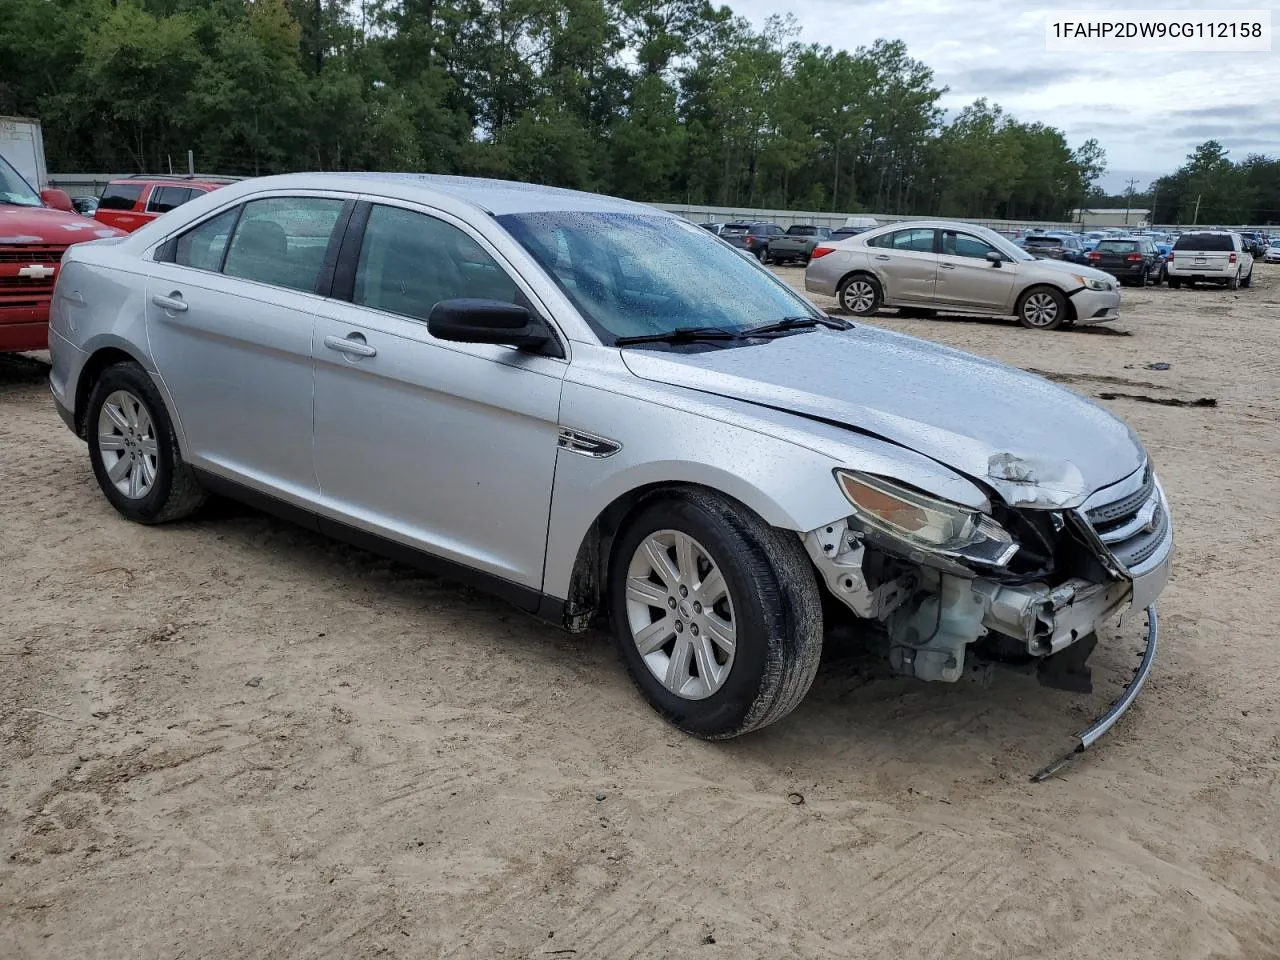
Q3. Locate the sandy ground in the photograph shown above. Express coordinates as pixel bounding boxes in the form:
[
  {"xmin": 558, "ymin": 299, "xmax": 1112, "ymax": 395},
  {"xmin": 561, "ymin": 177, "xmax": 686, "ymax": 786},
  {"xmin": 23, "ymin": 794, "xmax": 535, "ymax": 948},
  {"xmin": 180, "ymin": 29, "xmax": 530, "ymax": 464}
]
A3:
[{"xmin": 2, "ymin": 267, "xmax": 1279, "ymax": 960}]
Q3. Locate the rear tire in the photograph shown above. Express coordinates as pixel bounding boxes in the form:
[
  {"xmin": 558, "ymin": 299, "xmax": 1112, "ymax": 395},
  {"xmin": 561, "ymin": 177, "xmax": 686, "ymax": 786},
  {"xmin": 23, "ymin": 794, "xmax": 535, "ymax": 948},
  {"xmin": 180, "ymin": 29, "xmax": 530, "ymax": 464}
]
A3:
[
  {"xmin": 837, "ymin": 273, "xmax": 883, "ymax": 316},
  {"xmin": 1167, "ymin": 277, "xmax": 1181, "ymax": 289},
  {"xmin": 1241, "ymin": 268, "xmax": 1253, "ymax": 289},
  {"xmin": 1227, "ymin": 273, "xmax": 1239, "ymax": 290},
  {"xmin": 86, "ymin": 361, "xmax": 207, "ymax": 524},
  {"xmin": 1016, "ymin": 286, "xmax": 1068, "ymax": 330},
  {"xmin": 609, "ymin": 491, "xmax": 823, "ymax": 739}
]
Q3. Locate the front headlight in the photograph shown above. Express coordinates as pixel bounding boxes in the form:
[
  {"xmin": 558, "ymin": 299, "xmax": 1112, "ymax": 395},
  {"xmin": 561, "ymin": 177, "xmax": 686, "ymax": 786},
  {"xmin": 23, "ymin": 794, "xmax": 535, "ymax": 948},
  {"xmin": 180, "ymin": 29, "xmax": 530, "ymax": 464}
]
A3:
[
  {"xmin": 835, "ymin": 470, "xmax": 1018, "ymax": 567},
  {"xmin": 1073, "ymin": 275, "xmax": 1111, "ymax": 292}
]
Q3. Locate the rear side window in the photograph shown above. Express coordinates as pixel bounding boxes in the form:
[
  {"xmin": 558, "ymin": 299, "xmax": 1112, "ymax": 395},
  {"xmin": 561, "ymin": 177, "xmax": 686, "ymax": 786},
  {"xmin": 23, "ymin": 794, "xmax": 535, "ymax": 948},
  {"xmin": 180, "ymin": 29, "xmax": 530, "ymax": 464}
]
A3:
[
  {"xmin": 222, "ymin": 197, "xmax": 346, "ymax": 293},
  {"xmin": 174, "ymin": 207, "xmax": 240, "ymax": 271},
  {"xmin": 872, "ymin": 228, "xmax": 935, "ymax": 252},
  {"xmin": 1174, "ymin": 233, "xmax": 1233, "ymax": 251},
  {"xmin": 721, "ymin": 224, "xmax": 751, "ymax": 234},
  {"xmin": 352, "ymin": 204, "xmax": 519, "ymax": 323},
  {"xmin": 98, "ymin": 183, "xmax": 143, "ymax": 211},
  {"xmin": 147, "ymin": 186, "xmax": 196, "ymax": 213},
  {"xmin": 1096, "ymin": 240, "xmax": 1138, "ymax": 253}
]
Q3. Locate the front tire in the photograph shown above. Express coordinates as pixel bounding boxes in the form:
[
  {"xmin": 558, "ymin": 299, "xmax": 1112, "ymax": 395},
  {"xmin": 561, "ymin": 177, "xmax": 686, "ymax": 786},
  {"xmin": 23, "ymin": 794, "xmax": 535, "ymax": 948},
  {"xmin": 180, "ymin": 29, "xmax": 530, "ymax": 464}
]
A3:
[
  {"xmin": 609, "ymin": 491, "xmax": 823, "ymax": 739},
  {"xmin": 837, "ymin": 273, "xmax": 883, "ymax": 316},
  {"xmin": 1016, "ymin": 286, "xmax": 1068, "ymax": 330},
  {"xmin": 86, "ymin": 361, "xmax": 207, "ymax": 524}
]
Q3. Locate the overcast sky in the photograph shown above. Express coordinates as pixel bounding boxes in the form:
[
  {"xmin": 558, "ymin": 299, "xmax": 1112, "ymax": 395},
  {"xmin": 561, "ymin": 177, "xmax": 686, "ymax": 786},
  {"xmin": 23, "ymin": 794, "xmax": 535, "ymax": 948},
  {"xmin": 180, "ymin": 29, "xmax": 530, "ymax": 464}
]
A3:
[{"xmin": 727, "ymin": 0, "xmax": 1277, "ymax": 193}]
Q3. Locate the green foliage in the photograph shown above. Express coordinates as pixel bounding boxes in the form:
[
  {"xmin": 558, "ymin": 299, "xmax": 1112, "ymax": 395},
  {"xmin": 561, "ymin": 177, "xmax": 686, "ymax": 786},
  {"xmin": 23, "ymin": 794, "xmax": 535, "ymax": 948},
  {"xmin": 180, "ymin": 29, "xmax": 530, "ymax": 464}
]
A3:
[{"xmin": 14, "ymin": 0, "xmax": 1267, "ymax": 222}]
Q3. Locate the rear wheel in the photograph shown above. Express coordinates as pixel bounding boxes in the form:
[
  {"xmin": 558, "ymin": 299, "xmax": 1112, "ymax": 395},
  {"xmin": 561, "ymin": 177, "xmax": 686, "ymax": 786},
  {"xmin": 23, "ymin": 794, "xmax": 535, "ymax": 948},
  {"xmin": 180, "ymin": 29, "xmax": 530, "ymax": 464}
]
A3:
[
  {"xmin": 837, "ymin": 274, "xmax": 882, "ymax": 316},
  {"xmin": 609, "ymin": 491, "xmax": 823, "ymax": 739},
  {"xmin": 1227, "ymin": 273, "xmax": 1240, "ymax": 290},
  {"xmin": 86, "ymin": 361, "xmax": 207, "ymax": 524},
  {"xmin": 1167, "ymin": 277, "xmax": 1182, "ymax": 289},
  {"xmin": 1241, "ymin": 267, "xmax": 1253, "ymax": 288},
  {"xmin": 1016, "ymin": 286, "xmax": 1068, "ymax": 330}
]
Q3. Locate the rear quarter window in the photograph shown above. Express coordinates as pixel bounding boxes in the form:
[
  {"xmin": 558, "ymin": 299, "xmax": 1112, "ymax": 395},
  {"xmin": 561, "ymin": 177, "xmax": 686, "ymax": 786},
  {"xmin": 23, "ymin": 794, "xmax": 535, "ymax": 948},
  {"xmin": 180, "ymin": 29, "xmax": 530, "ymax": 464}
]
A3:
[{"xmin": 98, "ymin": 183, "xmax": 144, "ymax": 211}]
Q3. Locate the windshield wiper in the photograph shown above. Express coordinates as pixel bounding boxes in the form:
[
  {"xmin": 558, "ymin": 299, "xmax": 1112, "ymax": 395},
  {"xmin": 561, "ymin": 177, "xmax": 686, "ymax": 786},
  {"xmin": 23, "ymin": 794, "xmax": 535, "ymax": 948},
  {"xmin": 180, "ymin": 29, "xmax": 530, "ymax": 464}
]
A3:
[
  {"xmin": 614, "ymin": 326, "xmax": 742, "ymax": 346},
  {"xmin": 741, "ymin": 314, "xmax": 852, "ymax": 337}
]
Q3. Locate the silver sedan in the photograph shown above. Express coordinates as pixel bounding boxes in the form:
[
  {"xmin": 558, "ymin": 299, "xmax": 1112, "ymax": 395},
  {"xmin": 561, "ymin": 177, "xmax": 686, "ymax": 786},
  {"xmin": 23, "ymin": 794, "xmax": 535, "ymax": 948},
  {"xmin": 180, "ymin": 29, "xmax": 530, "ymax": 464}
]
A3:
[
  {"xmin": 805, "ymin": 220, "xmax": 1122, "ymax": 330},
  {"xmin": 47, "ymin": 174, "xmax": 1170, "ymax": 747}
]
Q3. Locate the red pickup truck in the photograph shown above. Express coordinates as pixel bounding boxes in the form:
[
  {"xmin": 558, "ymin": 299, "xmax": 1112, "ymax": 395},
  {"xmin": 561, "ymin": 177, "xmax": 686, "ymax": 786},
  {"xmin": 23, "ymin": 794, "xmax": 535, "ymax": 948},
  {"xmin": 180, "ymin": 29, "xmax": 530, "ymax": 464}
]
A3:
[{"xmin": 0, "ymin": 153, "xmax": 124, "ymax": 352}]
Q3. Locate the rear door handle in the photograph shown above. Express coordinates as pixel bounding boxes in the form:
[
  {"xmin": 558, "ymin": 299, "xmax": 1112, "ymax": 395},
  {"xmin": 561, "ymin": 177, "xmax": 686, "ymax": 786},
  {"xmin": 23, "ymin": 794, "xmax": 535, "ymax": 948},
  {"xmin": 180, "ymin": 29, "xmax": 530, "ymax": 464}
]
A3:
[
  {"xmin": 939, "ymin": 263, "xmax": 956, "ymax": 270},
  {"xmin": 874, "ymin": 254, "xmax": 891, "ymax": 261},
  {"xmin": 324, "ymin": 334, "xmax": 377, "ymax": 358},
  {"xmin": 151, "ymin": 292, "xmax": 188, "ymax": 312}
]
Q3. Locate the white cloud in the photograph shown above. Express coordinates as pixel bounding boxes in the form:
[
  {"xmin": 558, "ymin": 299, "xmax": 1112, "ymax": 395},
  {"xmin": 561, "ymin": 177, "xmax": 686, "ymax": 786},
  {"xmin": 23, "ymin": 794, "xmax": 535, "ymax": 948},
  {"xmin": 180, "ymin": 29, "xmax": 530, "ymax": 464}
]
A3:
[{"xmin": 725, "ymin": 0, "xmax": 1278, "ymax": 190}]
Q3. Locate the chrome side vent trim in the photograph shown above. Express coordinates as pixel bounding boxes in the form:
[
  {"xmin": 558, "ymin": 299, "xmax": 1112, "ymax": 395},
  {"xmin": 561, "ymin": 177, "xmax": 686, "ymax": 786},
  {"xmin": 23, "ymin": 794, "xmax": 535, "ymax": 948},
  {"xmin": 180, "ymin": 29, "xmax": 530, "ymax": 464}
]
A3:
[{"xmin": 557, "ymin": 427, "xmax": 621, "ymax": 458}]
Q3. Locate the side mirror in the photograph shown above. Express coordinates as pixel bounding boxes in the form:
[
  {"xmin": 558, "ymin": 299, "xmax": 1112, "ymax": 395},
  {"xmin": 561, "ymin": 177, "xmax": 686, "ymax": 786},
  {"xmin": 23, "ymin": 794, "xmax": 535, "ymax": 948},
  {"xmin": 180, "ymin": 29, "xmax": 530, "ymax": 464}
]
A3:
[
  {"xmin": 986, "ymin": 250, "xmax": 1004, "ymax": 267},
  {"xmin": 41, "ymin": 188, "xmax": 76, "ymax": 213},
  {"xmin": 428, "ymin": 298, "xmax": 553, "ymax": 351}
]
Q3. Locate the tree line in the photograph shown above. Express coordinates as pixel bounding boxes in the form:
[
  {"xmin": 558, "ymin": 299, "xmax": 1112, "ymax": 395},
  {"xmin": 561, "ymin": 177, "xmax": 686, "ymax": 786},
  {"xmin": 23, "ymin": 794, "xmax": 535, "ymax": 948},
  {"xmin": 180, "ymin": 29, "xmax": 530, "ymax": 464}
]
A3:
[{"xmin": 0, "ymin": 0, "xmax": 1271, "ymax": 223}]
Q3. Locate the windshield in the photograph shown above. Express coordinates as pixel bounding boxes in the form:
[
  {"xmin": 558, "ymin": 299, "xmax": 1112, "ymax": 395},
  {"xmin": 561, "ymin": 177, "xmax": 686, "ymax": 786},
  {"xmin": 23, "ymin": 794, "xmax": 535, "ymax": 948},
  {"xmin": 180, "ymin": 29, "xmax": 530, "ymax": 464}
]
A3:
[
  {"xmin": 0, "ymin": 153, "xmax": 43, "ymax": 207},
  {"xmin": 498, "ymin": 211, "xmax": 821, "ymax": 342}
]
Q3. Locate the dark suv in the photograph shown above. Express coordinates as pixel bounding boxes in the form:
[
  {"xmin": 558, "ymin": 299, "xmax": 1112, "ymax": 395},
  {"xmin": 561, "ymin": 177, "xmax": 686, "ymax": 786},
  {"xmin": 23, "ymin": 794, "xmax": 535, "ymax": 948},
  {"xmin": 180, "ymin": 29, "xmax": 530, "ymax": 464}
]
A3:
[
  {"xmin": 719, "ymin": 222, "xmax": 784, "ymax": 262},
  {"xmin": 1087, "ymin": 236, "xmax": 1164, "ymax": 286}
]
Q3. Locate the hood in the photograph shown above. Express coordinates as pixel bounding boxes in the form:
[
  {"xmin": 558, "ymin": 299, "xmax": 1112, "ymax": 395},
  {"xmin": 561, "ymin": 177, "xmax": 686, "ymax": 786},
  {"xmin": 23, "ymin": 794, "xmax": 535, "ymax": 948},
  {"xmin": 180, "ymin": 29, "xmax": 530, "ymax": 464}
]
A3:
[
  {"xmin": 0, "ymin": 204, "xmax": 123, "ymax": 244},
  {"xmin": 621, "ymin": 326, "xmax": 1144, "ymax": 508},
  {"xmin": 1026, "ymin": 256, "xmax": 1114, "ymax": 285}
]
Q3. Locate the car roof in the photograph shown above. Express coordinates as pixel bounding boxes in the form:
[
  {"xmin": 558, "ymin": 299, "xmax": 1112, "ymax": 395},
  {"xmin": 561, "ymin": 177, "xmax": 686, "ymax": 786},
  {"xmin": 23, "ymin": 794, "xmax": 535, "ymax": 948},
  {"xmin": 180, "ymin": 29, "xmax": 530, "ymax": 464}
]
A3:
[
  {"xmin": 179, "ymin": 172, "xmax": 668, "ymax": 218},
  {"xmin": 111, "ymin": 175, "xmax": 241, "ymax": 187}
]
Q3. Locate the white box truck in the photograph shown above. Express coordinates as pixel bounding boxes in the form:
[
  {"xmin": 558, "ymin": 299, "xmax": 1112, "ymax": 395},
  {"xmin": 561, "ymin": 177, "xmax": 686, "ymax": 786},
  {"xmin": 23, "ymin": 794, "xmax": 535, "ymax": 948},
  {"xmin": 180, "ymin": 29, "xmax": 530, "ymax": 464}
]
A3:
[{"xmin": 0, "ymin": 115, "xmax": 49, "ymax": 191}]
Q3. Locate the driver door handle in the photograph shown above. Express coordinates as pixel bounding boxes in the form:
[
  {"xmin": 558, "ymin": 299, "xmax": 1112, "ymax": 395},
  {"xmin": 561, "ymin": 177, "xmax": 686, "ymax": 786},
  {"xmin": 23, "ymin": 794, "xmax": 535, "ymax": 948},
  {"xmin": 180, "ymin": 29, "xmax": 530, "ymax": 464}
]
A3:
[
  {"xmin": 324, "ymin": 334, "xmax": 377, "ymax": 358},
  {"xmin": 939, "ymin": 263, "xmax": 956, "ymax": 270}
]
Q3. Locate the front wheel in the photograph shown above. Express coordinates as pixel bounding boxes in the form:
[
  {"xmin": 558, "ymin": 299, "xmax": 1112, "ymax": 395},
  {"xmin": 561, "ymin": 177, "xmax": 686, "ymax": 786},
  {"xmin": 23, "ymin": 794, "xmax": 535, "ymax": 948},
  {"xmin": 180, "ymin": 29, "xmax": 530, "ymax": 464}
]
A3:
[
  {"xmin": 609, "ymin": 492, "xmax": 823, "ymax": 739},
  {"xmin": 837, "ymin": 274, "xmax": 883, "ymax": 316},
  {"xmin": 1016, "ymin": 286, "xmax": 1068, "ymax": 330},
  {"xmin": 86, "ymin": 361, "xmax": 207, "ymax": 524}
]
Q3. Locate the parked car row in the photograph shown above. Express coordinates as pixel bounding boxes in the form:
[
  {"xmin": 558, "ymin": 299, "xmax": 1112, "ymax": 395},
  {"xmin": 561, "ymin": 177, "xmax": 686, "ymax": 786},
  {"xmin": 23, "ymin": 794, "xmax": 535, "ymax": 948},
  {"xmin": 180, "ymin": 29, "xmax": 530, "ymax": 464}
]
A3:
[{"xmin": 42, "ymin": 173, "xmax": 1173, "ymax": 747}]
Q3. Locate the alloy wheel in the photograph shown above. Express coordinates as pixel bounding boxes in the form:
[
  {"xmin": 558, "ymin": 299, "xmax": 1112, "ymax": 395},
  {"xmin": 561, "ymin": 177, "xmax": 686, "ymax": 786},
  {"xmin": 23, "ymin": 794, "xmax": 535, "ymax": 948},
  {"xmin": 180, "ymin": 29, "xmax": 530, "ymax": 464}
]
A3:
[
  {"xmin": 97, "ymin": 390, "xmax": 159, "ymax": 499},
  {"xmin": 1022, "ymin": 292, "xmax": 1059, "ymax": 327},
  {"xmin": 624, "ymin": 530, "xmax": 737, "ymax": 700},
  {"xmin": 842, "ymin": 280, "xmax": 877, "ymax": 313}
]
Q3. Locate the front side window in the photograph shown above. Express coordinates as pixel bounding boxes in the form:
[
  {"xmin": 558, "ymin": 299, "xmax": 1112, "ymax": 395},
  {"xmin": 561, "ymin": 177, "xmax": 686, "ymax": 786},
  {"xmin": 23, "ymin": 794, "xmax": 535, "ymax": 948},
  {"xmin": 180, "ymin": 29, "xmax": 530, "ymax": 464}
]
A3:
[
  {"xmin": 98, "ymin": 183, "xmax": 143, "ymax": 211},
  {"xmin": 352, "ymin": 204, "xmax": 519, "ymax": 322},
  {"xmin": 941, "ymin": 230, "xmax": 997, "ymax": 260},
  {"xmin": 174, "ymin": 206, "xmax": 240, "ymax": 272},
  {"xmin": 147, "ymin": 186, "xmax": 195, "ymax": 213},
  {"xmin": 498, "ymin": 211, "xmax": 821, "ymax": 342},
  {"xmin": 222, "ymin": 197, "xmax": 345, "ymax": 293}
]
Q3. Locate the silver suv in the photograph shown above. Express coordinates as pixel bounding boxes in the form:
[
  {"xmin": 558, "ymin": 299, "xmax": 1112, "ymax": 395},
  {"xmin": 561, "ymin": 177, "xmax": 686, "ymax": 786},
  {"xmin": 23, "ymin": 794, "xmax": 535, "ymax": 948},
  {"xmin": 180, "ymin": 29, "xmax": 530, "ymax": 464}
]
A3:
[
  {"xmin": 805, "ymin": 220, "xmax": 1121, "ymax": 330},
  {"xmin": 48, "ymin": 174, "xmax": 1171, "ymax": 744}
]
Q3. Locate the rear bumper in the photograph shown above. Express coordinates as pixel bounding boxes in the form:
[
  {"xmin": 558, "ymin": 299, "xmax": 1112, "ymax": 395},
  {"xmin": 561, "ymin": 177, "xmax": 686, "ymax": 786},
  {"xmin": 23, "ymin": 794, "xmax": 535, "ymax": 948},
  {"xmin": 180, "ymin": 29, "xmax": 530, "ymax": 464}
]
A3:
[{"xmin": 1168, "ymin": 264, "xmax": 1232, "ymax": 279}]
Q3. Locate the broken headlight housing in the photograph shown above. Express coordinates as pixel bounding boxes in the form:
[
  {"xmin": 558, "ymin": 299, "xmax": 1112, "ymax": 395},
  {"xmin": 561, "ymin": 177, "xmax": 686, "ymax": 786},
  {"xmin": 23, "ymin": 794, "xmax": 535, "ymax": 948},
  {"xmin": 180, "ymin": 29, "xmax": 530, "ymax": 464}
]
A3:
[{"xmin": 835, "ymin": 470, "xmax": 1019, "ymax": 568}]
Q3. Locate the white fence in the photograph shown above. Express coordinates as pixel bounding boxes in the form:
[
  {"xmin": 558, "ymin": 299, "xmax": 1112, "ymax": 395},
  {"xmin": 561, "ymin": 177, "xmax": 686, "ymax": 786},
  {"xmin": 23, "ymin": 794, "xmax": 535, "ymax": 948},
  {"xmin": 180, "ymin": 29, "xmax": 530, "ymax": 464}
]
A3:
[{"xmin": 49, "ymin": 175, "xmax": 1272, "ymax": 233}]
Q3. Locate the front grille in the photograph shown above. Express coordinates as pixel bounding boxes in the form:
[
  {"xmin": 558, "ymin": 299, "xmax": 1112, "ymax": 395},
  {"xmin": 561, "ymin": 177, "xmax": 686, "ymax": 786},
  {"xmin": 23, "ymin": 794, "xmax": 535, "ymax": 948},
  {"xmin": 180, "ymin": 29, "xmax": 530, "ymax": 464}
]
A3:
[
  {"xmin": 0, "ymin": 245, "xmax": 66, "ymax": 265},
  {"xmin": 1083, "ymin": 467, "xmax": 1168, "ymax": 571},
  {"xmin": 0, "ymin": 245, "xmax": 65, "ymax": 299}
]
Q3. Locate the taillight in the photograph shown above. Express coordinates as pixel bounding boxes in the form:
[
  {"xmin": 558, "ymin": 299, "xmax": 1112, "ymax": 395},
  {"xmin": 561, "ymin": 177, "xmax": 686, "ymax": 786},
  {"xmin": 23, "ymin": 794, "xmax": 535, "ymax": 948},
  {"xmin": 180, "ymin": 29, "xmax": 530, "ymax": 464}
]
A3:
[
  {"xmin": 1126, "ymin": 253, "xmax": 1143, "ymax": 261},
  {"xmin": 1229, "ymin": 253, "xmax": 1237, "ymax": 263},
  {"xmin": 1088, "ymin": 251, "xmax": 1101, "ymax": 261},
  {"xmin": 1167, "ymin": 251, "xmax": 1174, "ymax": 259},
  {"xmin": 745, "ymin": 234, "xmax": 756, "ymax": 245},
  {"xmin": 810, "ymin": 246, "xmax": 835, "ymax": 260}
]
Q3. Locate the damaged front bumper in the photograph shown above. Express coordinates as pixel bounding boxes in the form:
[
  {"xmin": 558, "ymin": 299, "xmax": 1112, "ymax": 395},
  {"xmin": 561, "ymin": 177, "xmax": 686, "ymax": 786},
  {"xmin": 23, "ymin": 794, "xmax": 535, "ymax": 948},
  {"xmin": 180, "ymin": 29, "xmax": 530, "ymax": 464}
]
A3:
[{"xmin": 801, "ymin": 466, "xmax": 1172, "ymax": 683}]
